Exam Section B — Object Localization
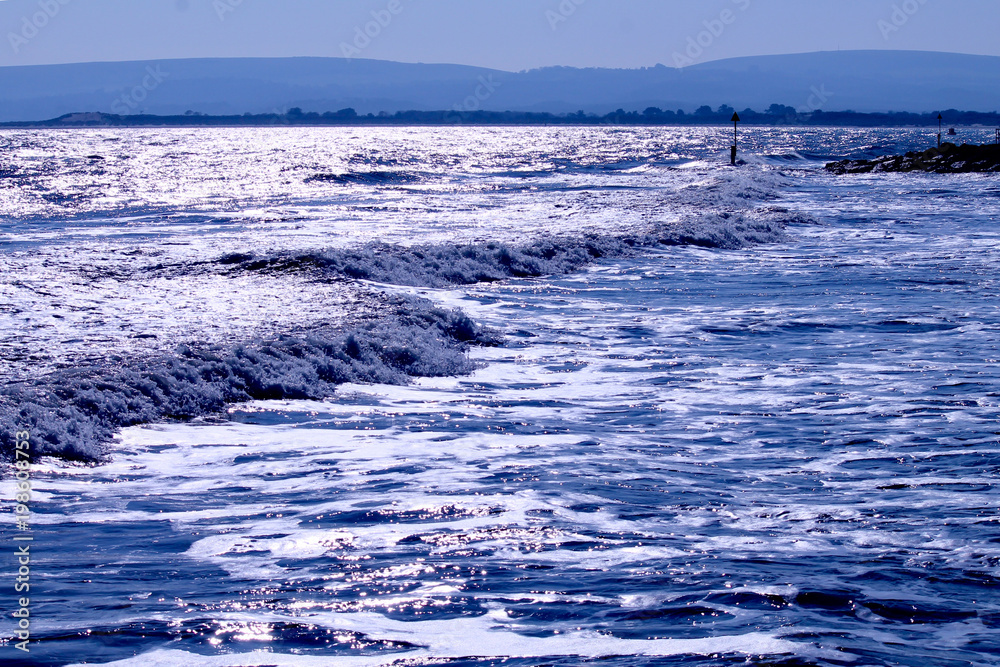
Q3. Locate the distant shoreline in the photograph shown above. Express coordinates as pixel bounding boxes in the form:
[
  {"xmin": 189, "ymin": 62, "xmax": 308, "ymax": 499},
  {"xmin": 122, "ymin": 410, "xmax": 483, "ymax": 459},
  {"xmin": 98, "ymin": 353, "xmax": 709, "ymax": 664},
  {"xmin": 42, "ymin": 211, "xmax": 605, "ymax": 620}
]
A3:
[{"xmin": 2, "ymin": 109, "xmax": 1000, "ymax": 129}]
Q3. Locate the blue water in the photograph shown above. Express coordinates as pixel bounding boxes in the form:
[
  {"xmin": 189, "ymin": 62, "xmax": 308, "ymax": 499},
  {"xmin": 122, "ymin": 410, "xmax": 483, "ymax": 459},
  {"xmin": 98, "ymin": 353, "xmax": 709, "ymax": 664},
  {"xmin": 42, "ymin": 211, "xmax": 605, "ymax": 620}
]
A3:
[{"xmin": 1, "ymin": 127, "xmax": 999, "ymax": 666}]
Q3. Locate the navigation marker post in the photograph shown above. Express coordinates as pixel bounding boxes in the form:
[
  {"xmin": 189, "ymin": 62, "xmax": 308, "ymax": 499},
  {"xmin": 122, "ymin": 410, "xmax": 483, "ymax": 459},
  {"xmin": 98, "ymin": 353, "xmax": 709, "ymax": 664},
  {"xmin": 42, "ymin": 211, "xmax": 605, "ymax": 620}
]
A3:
[
  {"xmin": 938, "ymin": 113, "xmax": 943, "ymax": 148},
  {"xmin": 731, "ymin": 112, "xmax": 740, "ymax": 165}
]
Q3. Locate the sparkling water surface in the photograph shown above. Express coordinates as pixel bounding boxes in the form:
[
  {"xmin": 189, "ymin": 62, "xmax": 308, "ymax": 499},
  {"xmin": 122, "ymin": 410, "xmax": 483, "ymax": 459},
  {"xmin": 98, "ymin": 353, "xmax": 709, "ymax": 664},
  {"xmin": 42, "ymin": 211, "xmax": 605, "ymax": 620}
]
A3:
[{"xmin": 1, "ymin": 127, "xmax": 999, "ymax": 666}]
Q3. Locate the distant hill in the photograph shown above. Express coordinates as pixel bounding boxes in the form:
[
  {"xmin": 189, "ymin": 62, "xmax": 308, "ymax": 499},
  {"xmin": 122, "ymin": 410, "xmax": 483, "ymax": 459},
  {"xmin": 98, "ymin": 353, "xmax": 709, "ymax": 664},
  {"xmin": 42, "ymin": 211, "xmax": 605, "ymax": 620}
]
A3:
[{"xmin": 0, "ymin": 51, "xmax": 997, "ymax": 122}]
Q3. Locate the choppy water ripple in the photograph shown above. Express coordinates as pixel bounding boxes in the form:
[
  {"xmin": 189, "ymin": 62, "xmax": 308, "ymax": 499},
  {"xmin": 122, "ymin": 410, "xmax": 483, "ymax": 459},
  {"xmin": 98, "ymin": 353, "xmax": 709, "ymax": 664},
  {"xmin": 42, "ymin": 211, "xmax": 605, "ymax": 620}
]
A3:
[{"xmin": 1, "ymin": 127, "xmax": 999, "ymax": 666}]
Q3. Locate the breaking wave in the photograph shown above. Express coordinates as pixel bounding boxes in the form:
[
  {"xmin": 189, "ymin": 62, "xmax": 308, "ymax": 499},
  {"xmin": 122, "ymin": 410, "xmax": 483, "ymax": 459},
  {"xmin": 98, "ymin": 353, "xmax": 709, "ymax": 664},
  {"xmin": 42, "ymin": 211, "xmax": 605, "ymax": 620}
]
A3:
[
  {"xmin": 217, "ymin": 212, "xmax": 794, "ymax": 288},
  {"xmin": 0, "ymin": 206, "xmax": 799, "ymax": 463},
  {"xmin": 0, "ymin": 295, "xmax": 498, "ymax": 462}
]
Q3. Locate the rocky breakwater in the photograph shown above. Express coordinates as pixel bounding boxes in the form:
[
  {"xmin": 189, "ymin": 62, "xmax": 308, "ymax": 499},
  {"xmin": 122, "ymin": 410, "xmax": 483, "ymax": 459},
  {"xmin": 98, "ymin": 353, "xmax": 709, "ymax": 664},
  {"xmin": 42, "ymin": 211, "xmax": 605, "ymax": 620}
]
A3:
[{"xmin": 826, "ymin": 142, "xmax": 1000, "ymax": 174}]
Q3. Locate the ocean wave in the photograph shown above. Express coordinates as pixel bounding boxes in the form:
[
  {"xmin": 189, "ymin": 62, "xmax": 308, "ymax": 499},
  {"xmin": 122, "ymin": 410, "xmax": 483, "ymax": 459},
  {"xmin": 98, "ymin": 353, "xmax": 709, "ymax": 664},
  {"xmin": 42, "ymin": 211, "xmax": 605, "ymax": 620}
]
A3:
[
  {"xmin": 1, "ymin": 206, "xmax": 793, "ymax": 462},
  {"xmin": 0, "ymin": 295, "xmax": 499, "ymax": 462},
  {"xmin": 304, "ymin": 171, "xmax": 421, "ymax": 186},
  {"xmin": 216, "ymin": 212, "xmax": 794, "ymax": 288}
]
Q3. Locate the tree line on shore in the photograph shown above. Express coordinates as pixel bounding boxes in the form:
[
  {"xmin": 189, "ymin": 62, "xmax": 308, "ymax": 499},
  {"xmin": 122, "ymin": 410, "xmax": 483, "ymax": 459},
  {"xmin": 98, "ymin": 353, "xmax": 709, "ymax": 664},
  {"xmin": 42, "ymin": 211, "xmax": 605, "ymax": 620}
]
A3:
[{"xmin": 7, "ymin": 105, "xmax": 1000, "ymax": 128}]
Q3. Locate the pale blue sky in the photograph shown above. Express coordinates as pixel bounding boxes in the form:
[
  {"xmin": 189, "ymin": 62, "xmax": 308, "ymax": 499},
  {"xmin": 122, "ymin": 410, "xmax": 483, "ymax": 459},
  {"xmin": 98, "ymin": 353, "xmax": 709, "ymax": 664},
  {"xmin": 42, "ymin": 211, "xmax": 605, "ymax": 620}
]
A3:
[{"xmin": 1, "ymin": 0, "xmax": 998, "ymax": 69}]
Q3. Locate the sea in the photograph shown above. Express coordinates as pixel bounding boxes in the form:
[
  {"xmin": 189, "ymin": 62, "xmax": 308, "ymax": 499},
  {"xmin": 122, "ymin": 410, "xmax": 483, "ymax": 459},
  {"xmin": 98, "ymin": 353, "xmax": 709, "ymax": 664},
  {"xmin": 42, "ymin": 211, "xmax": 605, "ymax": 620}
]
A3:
[{"xmin": 1, "ymin": 126, "xmax": 998, "ymax": 666}]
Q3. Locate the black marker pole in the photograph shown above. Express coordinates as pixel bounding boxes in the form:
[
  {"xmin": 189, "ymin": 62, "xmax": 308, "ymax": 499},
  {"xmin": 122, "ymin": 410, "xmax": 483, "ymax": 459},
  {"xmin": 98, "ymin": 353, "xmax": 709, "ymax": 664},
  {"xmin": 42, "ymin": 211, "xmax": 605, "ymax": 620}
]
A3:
[{"xmin": 731, "ymin": 112, "xmax": 740, "ymax": 165}]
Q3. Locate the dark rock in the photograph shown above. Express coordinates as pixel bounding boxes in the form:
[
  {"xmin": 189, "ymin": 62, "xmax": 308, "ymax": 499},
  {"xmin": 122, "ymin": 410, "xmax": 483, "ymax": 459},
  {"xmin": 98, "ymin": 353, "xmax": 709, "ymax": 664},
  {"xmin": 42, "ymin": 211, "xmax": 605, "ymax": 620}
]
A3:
[{"xmin": 826, "ymin": 142, "xmax": 1000, "ymax": 174}]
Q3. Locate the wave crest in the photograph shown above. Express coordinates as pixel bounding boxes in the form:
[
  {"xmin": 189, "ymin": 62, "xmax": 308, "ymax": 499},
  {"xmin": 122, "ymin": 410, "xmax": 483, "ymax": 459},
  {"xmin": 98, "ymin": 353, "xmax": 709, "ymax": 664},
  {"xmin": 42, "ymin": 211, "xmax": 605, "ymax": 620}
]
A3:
[
  {"xmin": 0, "ymin": 296, "xmax": 498, "ymax": 462},
  {"xmin": 218, "ymin": 211, "xmax": 793, "ymax": 288}
]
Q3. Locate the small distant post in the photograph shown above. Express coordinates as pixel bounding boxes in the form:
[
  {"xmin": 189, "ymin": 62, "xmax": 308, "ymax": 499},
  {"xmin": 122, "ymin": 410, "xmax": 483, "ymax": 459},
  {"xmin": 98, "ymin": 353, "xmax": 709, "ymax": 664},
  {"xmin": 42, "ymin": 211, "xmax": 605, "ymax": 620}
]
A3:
[
  {"xmin": 731, "ymin": 112, "xmax": 740, "ymax": 165},
  {"xmin": 937, "ymin": 113, "xmax": 943, "ymax": 148}
]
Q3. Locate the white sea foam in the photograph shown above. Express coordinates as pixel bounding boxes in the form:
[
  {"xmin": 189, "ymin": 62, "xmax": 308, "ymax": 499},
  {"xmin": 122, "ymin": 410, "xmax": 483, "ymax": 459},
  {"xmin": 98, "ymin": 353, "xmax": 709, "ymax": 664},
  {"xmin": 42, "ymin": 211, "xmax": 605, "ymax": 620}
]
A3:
[
  {"xmin": 9, "ymin": 127, "xmax": 1000, "ymax": 665},
  {"xmin": 70, "ymin": 611, "xmax": 806, "ymax": 666}
]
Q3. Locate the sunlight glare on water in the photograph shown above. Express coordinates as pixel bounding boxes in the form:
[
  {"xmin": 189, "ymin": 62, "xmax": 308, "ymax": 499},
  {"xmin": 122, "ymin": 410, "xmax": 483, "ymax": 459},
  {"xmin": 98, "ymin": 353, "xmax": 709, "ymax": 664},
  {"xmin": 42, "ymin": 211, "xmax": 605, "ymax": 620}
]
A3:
[{"xmin": 0, "ymin": 126, "xmax": 998, "ymax": 666}]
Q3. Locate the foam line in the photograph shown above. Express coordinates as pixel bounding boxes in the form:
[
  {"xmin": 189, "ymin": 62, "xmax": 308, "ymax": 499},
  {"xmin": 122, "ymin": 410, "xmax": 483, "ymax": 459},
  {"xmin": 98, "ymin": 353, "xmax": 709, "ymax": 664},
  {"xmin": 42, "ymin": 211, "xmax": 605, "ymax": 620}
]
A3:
[{"xmin": 0, "ymin": 295, "xmax": 498, "ymax": 461}]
